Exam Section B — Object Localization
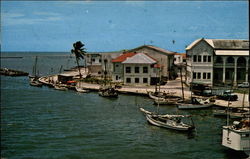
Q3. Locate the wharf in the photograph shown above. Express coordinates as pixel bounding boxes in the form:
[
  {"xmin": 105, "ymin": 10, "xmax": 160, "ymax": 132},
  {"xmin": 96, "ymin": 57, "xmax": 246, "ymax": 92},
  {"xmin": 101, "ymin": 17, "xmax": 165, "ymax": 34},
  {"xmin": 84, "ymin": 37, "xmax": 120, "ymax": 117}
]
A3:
[{"xmin": 38, "ymin": 69, "xmax": 249, "ymax": 109}]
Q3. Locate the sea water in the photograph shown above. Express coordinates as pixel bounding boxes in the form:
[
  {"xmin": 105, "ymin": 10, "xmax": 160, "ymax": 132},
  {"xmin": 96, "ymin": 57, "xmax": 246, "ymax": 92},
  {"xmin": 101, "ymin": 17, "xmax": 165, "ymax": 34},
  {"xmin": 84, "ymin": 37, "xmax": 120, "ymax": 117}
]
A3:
[{"xmin": 1, "ymin": 52, "xmax": 247, "ymax": 159}]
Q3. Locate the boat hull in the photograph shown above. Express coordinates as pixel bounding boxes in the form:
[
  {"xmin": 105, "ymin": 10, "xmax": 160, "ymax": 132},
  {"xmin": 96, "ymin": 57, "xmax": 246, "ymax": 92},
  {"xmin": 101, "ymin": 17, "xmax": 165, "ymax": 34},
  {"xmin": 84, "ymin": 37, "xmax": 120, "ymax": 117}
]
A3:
[
  {"xmin": 145, "ymin": 114, "xmax": 194, "ymax": 131},
  {"xmin": 177, "ymin": 103, "xmax": 214, "ymax": 109}
]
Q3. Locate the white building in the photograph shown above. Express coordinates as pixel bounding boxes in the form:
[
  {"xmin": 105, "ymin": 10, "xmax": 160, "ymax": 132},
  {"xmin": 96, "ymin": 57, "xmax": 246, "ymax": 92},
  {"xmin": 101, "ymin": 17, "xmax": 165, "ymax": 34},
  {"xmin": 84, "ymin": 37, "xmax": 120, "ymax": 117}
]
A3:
[
  {"xmin": 185, "ymin": 38, "xmax": 249, "ymax": 86},
  {"xmin": 112, "ymin": 52, "xmax": 160, "ymax": 85}
]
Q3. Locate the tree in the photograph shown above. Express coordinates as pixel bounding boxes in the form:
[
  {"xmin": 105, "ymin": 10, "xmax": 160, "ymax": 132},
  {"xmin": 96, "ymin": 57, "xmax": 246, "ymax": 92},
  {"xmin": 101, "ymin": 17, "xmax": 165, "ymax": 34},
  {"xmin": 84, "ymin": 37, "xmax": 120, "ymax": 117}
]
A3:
[{"xmin": 71, "ymin": 41, "xmax": 86, "ymax": 79}]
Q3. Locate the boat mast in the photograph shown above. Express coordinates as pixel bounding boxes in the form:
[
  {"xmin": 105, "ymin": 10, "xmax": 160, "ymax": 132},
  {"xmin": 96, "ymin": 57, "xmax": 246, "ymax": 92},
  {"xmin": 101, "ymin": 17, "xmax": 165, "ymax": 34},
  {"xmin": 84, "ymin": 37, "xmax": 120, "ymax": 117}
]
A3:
[
  {"xmin": 104, "ymin": 59, "xmax": 107, "ymax": 86},
  {"xmin": 227, "ymin": 72, "xmax": 235, "ymax": 126},
  {"xmin": 180, "ymin": 66, "xmax": 184, "ymax": 101},
  {"xmin": 34, "ymin": 56, "xmax": 38, "ymax": 77}
]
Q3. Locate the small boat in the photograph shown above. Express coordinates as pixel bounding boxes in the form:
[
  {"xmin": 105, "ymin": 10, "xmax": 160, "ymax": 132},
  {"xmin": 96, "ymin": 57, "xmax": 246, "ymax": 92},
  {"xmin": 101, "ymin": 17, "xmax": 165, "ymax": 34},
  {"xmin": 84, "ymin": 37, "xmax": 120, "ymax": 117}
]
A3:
[
  {"xmin": 98, "ymin": 59, "xmax": 118, "ymax": 98},
  {"xmin": 213, "ymin": 107, "xmax": 250, "ymax": 119},
  {"xmin": 29, "ymin": 79, "xmax": 43, "ymax": 87},
  {"xmin": 177, "ymin": 97, "xmax": 214, "ymax": 109},
  {"xmin": 99, "ymin": 85, "xmax": 118, "ymax": 97},
  {"xmin": 222, "ymin": 119, "xmax": 250, "ymax": 157},
  {"xmin": 75, "ymin": 86, "xmax": 89, "ymax": 93},
  {"xmin": 148, "ymin": 91, "xmax": 165, "ymax": 100},
  {"xmin": 140, "ymin": 108, "xmax": 195, "ymax": 131},
  {"xmin": 29, "ymin": 56, "xmax": 42, "ymax": 87},
  {"xmin": 154, "ymin": 97, "xmax": 181, "ymax": 105},
  {"xmin": 54, "ymin": 84, "xmax": 68, "ymax": 91}
]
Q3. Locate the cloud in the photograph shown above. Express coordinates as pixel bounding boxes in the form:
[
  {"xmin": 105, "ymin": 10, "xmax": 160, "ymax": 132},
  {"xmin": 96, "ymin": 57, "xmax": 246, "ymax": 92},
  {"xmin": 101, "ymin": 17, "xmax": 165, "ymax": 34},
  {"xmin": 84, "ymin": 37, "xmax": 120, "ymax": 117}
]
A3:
[{"xmin": 2, "ymin": 11, "xmax": 62, "ymax": 26}]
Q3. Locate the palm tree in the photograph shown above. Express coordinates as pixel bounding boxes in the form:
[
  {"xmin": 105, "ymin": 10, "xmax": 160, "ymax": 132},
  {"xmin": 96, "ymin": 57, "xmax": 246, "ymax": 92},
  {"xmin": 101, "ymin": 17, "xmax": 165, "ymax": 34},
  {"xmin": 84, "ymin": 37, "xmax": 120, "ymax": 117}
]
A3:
[{"xmin": 71, "ymin": 41, "xmax": 86, "ymax": 78}]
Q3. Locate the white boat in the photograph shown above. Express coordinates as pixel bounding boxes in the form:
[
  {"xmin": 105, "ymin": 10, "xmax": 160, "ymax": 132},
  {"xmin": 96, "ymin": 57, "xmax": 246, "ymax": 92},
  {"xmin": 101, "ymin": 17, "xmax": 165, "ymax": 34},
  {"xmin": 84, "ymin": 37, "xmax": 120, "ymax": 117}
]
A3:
[
  {"xmin": 222, "ymin": 119, "xmax": 250, "ymax": 157},
  {"xmin": 177, "ymin": 97, "xmax": 214, "ymax": 109},
  {"xmin": 154, "ymin": 97, "xmax": 181, "ymax": 105},
  {"xmin": 213, "ymin": 108, "xmax": 250, "ymax": 119},
  {"xmin": 148, "ymin": 91, "xmax": 165, "ymax": 100},
  {"xmin": 30, "ymin": 80, "xmax": 43, "ymax": 87},
  {"xmin": 54, "ymin": 84, "xmax": 68, "ymax": 91},
  {"xmin": 140, "ymin": 108, "xmax": 195, "ymax": 131},
  {"xmin": 75, "ymin": 86, "xmax": 89, "ymax": 93}
]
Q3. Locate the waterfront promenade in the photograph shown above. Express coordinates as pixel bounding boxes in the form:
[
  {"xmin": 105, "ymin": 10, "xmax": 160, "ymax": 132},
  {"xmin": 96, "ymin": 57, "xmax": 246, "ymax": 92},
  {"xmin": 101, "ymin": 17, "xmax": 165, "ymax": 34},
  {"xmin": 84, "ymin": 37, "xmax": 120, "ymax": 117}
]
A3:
[{"xmin": 39, "ymin": 68, "xmax": 249, "ymax": 109}]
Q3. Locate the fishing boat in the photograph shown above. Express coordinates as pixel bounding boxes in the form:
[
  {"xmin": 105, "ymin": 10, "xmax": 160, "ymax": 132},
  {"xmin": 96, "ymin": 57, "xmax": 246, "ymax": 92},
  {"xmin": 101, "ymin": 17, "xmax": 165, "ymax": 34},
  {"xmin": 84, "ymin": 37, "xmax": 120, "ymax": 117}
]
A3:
[
  {"xmin": 154, "ymin": 96, "xmax": 181, "ymax": 105},
  {"xmin": 140, "ymin": 108, "xmax": 195, "ymax": 131},
  {"xmin": 98, "ymin": 59, "xmax": 118, "ymax": 98},
  {"xmin": 29, "ymin": 56, "xmax": 43, "ymax": 87},
  {"xmin": 75, "ymin": 86, "xmax": 89, "ymax": 93},
  {"xmin": 177, "ymin": 97, "xmax": 214, "ymax": 109},
  {"xmin": 213, "ymin": 107, "xmax": 250, "ymax": 119},
  {"xmin": 99, "ymin": 85, "xmax": 118, "ymax": 97},
  {"xmin": 54, "ymin": 84, "xmax": 68, "ymax": 91}
]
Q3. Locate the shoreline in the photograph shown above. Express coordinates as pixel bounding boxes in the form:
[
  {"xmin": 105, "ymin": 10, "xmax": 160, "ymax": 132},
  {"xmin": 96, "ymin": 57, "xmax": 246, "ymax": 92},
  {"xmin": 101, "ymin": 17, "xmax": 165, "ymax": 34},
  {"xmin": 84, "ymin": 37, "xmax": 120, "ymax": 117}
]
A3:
[{"xmin": 38, "ymin": 69, "xmax": 250, "ymax": 110}]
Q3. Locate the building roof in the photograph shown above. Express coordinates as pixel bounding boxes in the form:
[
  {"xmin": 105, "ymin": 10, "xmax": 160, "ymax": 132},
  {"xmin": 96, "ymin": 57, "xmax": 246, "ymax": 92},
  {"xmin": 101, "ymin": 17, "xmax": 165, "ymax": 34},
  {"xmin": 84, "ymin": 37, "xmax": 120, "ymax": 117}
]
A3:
[
  {"xmin": 111, "ymin": 52, "xmax": 136, "ymax": 62},
  {"xmin": 186, "ymin": 38, "xmax": 249, "ymax": 50},
  {"xmin": 128, "ymin": 45, "xmax": 175, "ymax": 55},
  {"xmin": 122, "ymin": 53, "xmax": 157, "ymax": 64},
  {"xmin": 174, "ymin": 53, "xmax": 186, "ymax": 58}
]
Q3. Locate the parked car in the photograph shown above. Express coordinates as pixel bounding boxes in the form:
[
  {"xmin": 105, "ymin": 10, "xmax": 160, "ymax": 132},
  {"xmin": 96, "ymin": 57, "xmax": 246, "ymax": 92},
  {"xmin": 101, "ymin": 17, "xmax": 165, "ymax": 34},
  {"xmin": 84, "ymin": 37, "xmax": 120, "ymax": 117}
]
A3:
[
  {"xmin": 217, "ymin": 92, "xmax": 238, "ymax": 101},
  {"xmin": 238, "ymin": 82, "xmax": 249, "ymax": 88}
]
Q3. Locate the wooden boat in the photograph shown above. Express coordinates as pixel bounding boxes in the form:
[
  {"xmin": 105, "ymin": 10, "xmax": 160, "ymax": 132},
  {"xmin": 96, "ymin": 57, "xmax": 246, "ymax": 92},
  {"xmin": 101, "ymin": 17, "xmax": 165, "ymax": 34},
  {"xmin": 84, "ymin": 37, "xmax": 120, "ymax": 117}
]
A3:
[
  {"xmin": 54, "ymin": 84, "xmax": 68, "ymax": 91},
  {"xmin": 213, "ymin": 107, "xmax": 250, "ymax": 119},
  {"xmin": 30, "ymin": 80, "xmax": 43, "ymax": 87},
  {"xmin": 154, "ymin": 97, "xmax": 181, "ymax": 105},
  {"xmin": 148, "ymin": 91, "xmax": 165, "ymax": 100},
  {"xmin": 98, "ymin": 59, "xmax": 118, "ymax": 98},
  {"xmin": 29, "ymin": 56, "xmax": 42, "ymax": 87},
  {"xmin": 75, "ymin": 86, "xmax": 89, "ymax": 93},
  {"xmin": 177, "ymin": 97, "xmax": 214, "ymax": 109},
  {"xmin": 99, "ymin": 85, "xmax": 118, "ymax": 97},
  {"xmin": 140, "ymin": 108, "xmax": 195, "ymax": 131}
]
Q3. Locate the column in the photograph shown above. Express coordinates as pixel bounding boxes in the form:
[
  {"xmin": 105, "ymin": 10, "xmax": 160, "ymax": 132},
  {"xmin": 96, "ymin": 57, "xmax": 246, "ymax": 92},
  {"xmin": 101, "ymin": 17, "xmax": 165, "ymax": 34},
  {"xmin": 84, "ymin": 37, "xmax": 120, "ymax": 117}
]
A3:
[
  {"xmin": 222, "ymin": 57, "xmax": 226, "ymax": 84},
  {"xmin": 246, "ymin": 57, "xmax": 249, "ymax": 82},
  {"xmin": 233, "ymin": 57, "xmax": 238, "ymax": 86}
]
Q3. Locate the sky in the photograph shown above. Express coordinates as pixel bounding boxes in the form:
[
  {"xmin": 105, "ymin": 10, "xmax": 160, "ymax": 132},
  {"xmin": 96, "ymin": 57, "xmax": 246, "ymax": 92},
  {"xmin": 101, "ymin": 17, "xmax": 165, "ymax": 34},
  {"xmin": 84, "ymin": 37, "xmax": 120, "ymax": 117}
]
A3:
[{"xmin": 1, "ymin": 1, "xmax": 249, "ymax": 53}]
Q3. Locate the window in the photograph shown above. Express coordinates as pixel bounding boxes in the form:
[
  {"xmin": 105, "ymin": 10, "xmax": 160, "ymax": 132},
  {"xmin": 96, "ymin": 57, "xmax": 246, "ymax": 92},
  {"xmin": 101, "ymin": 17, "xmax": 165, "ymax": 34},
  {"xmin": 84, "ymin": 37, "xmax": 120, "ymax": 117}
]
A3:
[
  {"xmin": 116, "ymin": 64, "xmax": 119, "ymax": 67},
  {"xmin": 193, "ymin": 72, "xmax": 196, "ymax": 79},
  {"xmin": 126, "ymin": 78, "xmax": 131, "ymax": 83},
  {"xmin": 135, "ymin": 67, "xmax": 140, "ymax": 73},
  {"xmin": 143, "ymin": 78, "xmax": 148, "ymax": 83},
  {"xmin": 207, "ymin": 73, "xmax": 211, "ymax": 79},
  {"xmin": 135, "ymin": 78, "xmax": 140, "ymax": 83},
  {"xmin": 116, "ymin": 75, "xmax": 119, "ymax": 80},
  {"xmin": 198, "ymin": 55, "xmax": 202, "ymax": 62},
  {"xmin": 197, "ymin": 73, "xmax": 201, "ymax": 79},
  {"xmin": 99, "ymin": 59, "xmax": 102, "ymax": 63},
  {"xmin": 203, "ymin": 56, "xmax": 207, "ymax": 62},
  {"xmin": 227, "ymin": 57, "xmax": 234, "ymax": 63},
  {"xmin": 193, "ymin": 55, "xmax": 197, "ymax": 62},
  {"xmin": 92, "ymin": 58, "xmax": 95, "ymax": 62},
  {"xmin": 126, "ymin": 67, "xmax": 131, "ymax": 73},
  {"xmin": 183, "ymin": 59, "xmax": 186, "ymax": 62},
  {"xmin": 208, "ymin": 56, "xmax": 211, "ymax": 62},
  {"xmin": 203, "ymin": 73, "xmax": 207, "ymax": 79},
  {"xmin": 143, "ymin": 67, "xmax": 148, "ymax": 73}
]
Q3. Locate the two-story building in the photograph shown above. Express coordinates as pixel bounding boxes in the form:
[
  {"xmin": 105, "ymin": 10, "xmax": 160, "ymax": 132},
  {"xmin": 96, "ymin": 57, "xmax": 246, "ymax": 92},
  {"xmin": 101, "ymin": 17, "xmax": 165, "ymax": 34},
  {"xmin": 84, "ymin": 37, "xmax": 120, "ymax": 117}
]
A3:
[
  {"xmin": 185, "ymin": 38, "xmax": 249, "ymax": 86},
  {"xmin": 112, "ymin": 52, "xmax": 161, "ymax": 85}
]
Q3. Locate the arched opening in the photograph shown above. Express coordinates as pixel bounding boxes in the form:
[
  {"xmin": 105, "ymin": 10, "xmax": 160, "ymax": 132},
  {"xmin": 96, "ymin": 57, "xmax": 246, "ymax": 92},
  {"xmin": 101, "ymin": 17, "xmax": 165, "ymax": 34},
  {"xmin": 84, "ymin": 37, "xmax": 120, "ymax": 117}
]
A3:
[
  {"xmin": 227, "ymin": 56, "xmax": 234, "ymax": 64},
  {"xmin": 215, "ymin": 56, "xmax": 223, "ymax": 63},
  {"xmin": 237, "ymin": 57, "xmax": 246, "ymax": 82}
]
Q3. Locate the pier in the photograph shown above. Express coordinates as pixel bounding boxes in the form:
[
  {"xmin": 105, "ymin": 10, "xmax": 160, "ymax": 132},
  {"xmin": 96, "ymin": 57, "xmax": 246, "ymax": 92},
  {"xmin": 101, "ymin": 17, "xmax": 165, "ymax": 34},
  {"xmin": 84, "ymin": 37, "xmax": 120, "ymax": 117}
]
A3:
[{"xmin": 38, "ymin": 68, "xmax": 249, "ymax": 109}]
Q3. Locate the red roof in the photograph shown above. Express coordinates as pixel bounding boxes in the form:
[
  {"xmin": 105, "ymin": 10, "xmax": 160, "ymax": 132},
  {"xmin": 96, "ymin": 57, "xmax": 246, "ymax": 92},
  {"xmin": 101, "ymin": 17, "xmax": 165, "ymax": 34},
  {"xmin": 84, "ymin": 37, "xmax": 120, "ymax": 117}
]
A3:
[{"xmin": 111, "ymin": 52, "xmax": 136, "ymax": 62}]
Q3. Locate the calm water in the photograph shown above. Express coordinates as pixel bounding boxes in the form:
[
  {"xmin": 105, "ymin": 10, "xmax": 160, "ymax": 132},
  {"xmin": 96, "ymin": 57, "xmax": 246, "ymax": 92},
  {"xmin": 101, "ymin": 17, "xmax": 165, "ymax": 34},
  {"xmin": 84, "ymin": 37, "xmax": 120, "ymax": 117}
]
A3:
[{"xmin": 1, "ymin": 52, "xmax": 247, "ymax": 159}]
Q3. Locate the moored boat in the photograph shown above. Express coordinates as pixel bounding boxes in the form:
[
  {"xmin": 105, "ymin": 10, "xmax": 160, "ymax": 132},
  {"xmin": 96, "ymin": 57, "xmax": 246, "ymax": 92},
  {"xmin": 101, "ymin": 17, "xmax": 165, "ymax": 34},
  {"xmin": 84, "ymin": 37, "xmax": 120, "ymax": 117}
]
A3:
[
  {"xmin": 140, "ymin": 108, "xmax": 195, "ymax": 131},
  {"xmin": 75, "ymin": 86, "xmax": 89, "ymax": 93},
  {"xmin": 54, "ymin": 84, "xmax": 68, "ymax": 91},
  {"xmin": 177, "ymin": 97, "xmax": 214, "ymax": 109}
]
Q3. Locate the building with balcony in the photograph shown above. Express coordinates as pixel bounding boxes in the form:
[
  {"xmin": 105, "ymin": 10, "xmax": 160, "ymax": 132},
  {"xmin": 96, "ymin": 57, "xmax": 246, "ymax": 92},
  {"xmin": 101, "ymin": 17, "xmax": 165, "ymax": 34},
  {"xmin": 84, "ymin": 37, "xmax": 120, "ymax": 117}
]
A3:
[{"xmin": 185, "ymin": 38, "xmax": 249, "ymax": 86}]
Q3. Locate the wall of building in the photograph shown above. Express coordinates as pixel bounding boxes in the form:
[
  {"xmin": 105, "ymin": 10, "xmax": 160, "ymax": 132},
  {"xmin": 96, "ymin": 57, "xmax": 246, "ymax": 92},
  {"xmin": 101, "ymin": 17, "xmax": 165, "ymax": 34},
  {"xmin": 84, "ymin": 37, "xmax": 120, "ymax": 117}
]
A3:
[
  {"xmin": 186, "ymin": 40, "xmax": 214, "ymax": 86},
  {"xmin": 112, "ymin": 62, "xmax": 124, "ymax": 82},
  {"xmin": 123, "ymin": 63, "xmax": 156, "ymax": 85},
  {"xmin": 131, "ymin": 47, "xmax": 173, "ymax": 78}
]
